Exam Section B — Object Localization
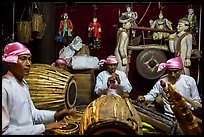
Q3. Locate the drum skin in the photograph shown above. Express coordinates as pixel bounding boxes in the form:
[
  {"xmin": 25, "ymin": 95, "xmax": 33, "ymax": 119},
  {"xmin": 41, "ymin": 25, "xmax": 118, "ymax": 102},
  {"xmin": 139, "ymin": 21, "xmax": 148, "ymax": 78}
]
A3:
[
  {"xmin": 79, "ymin": 94, "xmax": 143, "ymax": 135},
  {"xmin": 24, "ymin": 64, "xmax": 77, "ymax": 110}
]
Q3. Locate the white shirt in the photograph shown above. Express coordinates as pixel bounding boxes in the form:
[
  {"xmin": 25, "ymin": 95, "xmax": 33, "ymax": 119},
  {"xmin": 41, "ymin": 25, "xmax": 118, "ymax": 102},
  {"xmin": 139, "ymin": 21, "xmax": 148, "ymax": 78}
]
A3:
[
  {"xmin": 94, "ymin": 70, "xmax": 132, "ymax": 95},
  {"xmin": 144, "ymin": 74, "xmax": 201, "ymax": 117},
  {"xmin": 2, "ymin": 75, "xmax": 56, "ymax": 135}
]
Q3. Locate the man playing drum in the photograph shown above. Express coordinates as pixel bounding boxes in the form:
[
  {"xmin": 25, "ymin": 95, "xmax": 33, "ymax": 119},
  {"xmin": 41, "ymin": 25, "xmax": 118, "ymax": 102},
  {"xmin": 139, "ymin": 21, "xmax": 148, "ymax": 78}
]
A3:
[
  {"xmin": 94, "ymin": 55, "xmax": 132, "ymax": 98},
  {"xmin": 2, "ymin": 42, "xmax": 75, "ymax": 135}
]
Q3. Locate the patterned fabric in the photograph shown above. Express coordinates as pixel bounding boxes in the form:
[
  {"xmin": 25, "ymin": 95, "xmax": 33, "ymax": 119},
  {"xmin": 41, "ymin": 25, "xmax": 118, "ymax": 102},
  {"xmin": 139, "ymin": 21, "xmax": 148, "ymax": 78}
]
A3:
[
  {"xmin": 157, "ymin": 56, "xmax": 183, "ymax": 72},
  {"xmin": 2, "ymin": 42, "xmax": 31, "ymax": 63}
]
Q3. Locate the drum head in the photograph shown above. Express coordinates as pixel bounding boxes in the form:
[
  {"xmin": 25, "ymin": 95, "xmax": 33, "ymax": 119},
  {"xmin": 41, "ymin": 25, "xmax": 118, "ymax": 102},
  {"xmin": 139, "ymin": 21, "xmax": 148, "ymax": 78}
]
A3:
[
  {"xmin": 85, "ymin": 121, "xmax": 137, "ymax": 135},
  {"xmin": 136, "ymin": 49, "xmax": 167, "ymax": 79},
  {"xmin": 65, "ymin": 78, "xmax": 77, "ymax": 109}
]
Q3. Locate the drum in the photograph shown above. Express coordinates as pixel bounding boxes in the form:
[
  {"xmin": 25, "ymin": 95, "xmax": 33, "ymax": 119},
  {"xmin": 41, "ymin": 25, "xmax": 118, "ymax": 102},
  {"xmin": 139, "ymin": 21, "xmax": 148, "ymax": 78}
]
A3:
[
  {"xmin": 65, "ymin": 110, "xmax": 84, "ymax": 125},
  {"xmin": 53, "ymin": 123, "xmax": 79, "ymax": 135},
  {"xmin": 24, "ymin": 64, "xmax": 77, "ymax": 110},
  {"xmin": 16, "ymin": 21, "xmax": 32, "ymax": 43},
  {"xmin": 79, "ymin": 94, "xmax": 143, "ymax": 135}
]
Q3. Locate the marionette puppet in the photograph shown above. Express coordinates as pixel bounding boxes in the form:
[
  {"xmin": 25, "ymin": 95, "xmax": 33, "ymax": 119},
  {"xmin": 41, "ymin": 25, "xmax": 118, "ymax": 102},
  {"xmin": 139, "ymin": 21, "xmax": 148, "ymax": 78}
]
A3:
[
  {"xmin": 120, "ymin": 4, "xmax": 138, "ymax": 38},
  {"xmin": 183, "ymin": 5, "xmax": 199, "ymax": 46},
  {"xmin": 149, "ymin": 7, "xmax": 173, "ymax": 43},
  {"xmin": 56, "ymin": 12, "xmax": 74, "ymax": 45},
  {"xmin": 88, "ymin": 17, "xmax": 102, "ymax": 50}
]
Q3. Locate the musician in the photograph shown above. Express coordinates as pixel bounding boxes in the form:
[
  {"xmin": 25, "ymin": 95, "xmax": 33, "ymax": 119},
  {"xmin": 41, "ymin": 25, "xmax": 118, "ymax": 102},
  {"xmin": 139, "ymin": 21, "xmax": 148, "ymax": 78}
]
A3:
[
  {"xmin": 136, "ymin": 56, "xmax": 202, "ymax": 118},
  {"xmin": 51, "ymin": 58, "xmax": 68, "ymax": 70},
  {"xmin": 2, "ymin": 42, "xmax": 75, "ymax": 135},
  {"xmin": 94, "ymin": 55, "xmax": 132, "ymax": 98}
]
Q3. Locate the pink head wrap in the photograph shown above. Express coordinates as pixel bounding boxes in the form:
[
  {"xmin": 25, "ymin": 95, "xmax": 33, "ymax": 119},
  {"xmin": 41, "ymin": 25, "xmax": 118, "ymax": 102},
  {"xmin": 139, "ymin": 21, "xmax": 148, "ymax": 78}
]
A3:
[
  {"xmin": 99, "ymin": 55, "xmax": 118, "ymax": 66},
  {"xmin": 2, "ymin": 42, "xmax": 31, "ymax": 63},
  {"xmin": 157, "ymin": 56, "xmax": 183, "ymax": 72},
  {"xmin": 56, "ymin": 58, "xmax": 67, "ymax": 65},
  {"xmin": 51, "ymin": 58, "xmax": 67, "ymax": 66}
]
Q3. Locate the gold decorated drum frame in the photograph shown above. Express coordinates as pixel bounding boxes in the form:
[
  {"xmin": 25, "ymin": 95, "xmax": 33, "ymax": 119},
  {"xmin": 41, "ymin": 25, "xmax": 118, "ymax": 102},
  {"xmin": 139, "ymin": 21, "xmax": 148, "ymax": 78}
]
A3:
[{"xmin": 24, "ymin": 64, "xmax": 77, "ymax": 110}]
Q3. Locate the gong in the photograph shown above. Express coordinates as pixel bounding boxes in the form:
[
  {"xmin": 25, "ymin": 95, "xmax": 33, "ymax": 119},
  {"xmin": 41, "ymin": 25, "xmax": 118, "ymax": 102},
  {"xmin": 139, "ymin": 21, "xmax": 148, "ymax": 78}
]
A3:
[{"xmin": 136, "ymin": 49, "xmax": 167, "ymax": 79}]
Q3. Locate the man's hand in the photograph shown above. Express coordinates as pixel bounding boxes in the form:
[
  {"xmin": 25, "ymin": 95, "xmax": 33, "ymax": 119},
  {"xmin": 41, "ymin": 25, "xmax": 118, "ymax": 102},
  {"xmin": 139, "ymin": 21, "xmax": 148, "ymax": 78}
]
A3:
[
  {"xmin": 107, "ymin": 76, "xmax": 116, "ymax": 87},
  {"xmin": 185, "ymin": 58, "xmax": 191, "ymax": 67},
  {"xmin": 54, "ymin": 108, "xmax": 76, "ymax": 121},
  {"xmin": 112, "ymin": 73, "xmax": 121, "ymax": 84},
  {"xmin": 44, "ymin": 119, "xmax": 68, "ymax": 131}
]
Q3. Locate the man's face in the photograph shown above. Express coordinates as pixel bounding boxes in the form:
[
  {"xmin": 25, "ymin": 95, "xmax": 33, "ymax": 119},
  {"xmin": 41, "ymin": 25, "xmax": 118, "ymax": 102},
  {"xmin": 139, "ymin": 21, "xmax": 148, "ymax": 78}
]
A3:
[
  {"xmin": 167, "ymin": 68, "xmax": 182, "ymax": 81},
  {"xmin": 106, "ymin": 64, "xmax": 117, "ymax": 74},
  {"xmin": 10, "ymin": 54, "xmax": 32, "ymax": 77},
  {"xmin": 56, "ymin": 63, "xmax": 67, "ymax": 70}
]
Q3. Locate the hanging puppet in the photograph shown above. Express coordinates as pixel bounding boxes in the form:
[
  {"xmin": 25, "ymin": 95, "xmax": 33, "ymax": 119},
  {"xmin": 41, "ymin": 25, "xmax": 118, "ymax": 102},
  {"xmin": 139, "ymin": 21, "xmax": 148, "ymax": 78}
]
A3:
[
  {"xmin": 88, "ymin": 5, "xmax": 102, "ymax": 50},
  {"xmin": 183, "ymin": 5, "xmax": 199, "ymax": 45},
  {"xmin": 88, "ymin": 17, "xmax": 102, "ymax": 50},
  {"xmin": 149, "ymin": 6, "xmax": 172, "ymax": 43},
  {"xmin": 119, "ymin": 4, "xmax": 138, "ymax": 38},
  {"xmin": 56, "ymin": 12, "xmax": 74, "ymax": 45}
]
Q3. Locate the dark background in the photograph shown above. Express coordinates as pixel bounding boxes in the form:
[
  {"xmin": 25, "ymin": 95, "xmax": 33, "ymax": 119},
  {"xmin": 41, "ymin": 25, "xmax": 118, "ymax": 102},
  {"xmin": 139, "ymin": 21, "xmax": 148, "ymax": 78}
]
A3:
[{"xmin": 2, "ymin": 2, "xmax": 202, "ymax": 100}]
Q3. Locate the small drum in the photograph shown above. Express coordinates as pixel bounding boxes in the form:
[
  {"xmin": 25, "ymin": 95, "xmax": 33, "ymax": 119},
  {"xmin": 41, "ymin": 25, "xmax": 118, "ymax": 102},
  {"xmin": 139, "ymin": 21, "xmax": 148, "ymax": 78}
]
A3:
[
  {"xmin": 24, "ymin": 64, "xmax": 77, "ymax": 110},
  {"xmin": 53, "ymin": 123, "xmax": 79, "ymax": 135},
  {"xmin": 79, "ymin": 94, "xmax": 143, "ymax": 135}
]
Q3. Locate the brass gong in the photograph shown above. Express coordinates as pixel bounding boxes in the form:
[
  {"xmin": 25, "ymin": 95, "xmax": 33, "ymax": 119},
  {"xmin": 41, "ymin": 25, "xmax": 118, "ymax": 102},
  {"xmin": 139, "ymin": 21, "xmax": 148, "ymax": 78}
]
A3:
[{"xmin": 136, "ymin": 49, "xmax": 167, "ymax": 79}]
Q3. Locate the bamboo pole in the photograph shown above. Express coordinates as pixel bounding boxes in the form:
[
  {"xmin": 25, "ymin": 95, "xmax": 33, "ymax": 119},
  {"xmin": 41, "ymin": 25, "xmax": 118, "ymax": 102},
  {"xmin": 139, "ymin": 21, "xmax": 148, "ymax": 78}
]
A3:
[{"xmin": 131, "ymin": 26, "xmax": 176, "ymax": 33}]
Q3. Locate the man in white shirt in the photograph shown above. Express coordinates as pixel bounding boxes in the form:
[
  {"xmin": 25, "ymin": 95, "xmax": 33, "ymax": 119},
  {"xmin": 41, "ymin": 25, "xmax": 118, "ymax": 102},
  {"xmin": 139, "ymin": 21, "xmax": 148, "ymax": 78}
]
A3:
[
  {"xmin": 94, "ymin": 55, "xmax": 132, "ymax": 98},
  {"xmin": 2, "ymin": 42, "xmax": 75, "ymax": 135},
  {"xmin": 136, "ymin": 56, "xmax": 202, "ymax": 118}
]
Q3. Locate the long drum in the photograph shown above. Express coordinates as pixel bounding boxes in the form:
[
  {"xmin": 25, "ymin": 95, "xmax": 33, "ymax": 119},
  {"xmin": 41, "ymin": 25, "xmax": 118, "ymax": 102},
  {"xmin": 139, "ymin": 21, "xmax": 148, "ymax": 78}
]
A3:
[
  {"xmin": 79, "ymin": 94, "xmax": 143, "ymax": 135},
  {"xmin": 24, "ymin": 64, "xmax": 77, "ymax": 110}
]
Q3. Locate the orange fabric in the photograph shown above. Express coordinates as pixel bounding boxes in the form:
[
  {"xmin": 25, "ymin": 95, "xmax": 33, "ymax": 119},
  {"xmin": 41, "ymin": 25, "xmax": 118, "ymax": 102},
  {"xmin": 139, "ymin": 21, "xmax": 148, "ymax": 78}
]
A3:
[{"xmin": 58, "ymin": 19, "xmax": 73, "ymax": 34}]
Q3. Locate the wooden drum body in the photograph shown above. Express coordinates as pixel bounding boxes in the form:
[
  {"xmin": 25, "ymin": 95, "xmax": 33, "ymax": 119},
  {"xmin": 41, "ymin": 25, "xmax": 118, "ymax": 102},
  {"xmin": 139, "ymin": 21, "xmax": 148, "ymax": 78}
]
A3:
[
  {"xmin": 79, "ymin": 94, "xmax": 143, "ymax": 135},
  {"xmin": 24, "ymin": 64, "xmax": 77, "ymax": 110}
]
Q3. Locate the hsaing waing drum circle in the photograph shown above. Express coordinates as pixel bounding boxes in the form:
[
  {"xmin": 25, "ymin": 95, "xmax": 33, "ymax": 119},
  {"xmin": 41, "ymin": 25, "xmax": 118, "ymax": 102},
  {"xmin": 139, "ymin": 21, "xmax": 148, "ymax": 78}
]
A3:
[{"xmin": 79, "ymin": 94, "xmax": 143, "ymax": 135}]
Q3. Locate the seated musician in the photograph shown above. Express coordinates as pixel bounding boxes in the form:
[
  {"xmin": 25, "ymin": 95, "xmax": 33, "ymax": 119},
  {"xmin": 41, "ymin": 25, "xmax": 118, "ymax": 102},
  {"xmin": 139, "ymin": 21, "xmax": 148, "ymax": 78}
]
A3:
[
  {"xmin": 136, "ymin": 56, "xmax": 202, "ymax": 118},
  {"xmin": 2, "ymin": 42, "xmax": 75, "ymax": 135},
  {"xmin": 94, "ymin": 55, "xmax": 132, "ymax": 98},
  {"xmin": 51, "ymin": 58, "xmax": 68, "ymax": 70}
]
